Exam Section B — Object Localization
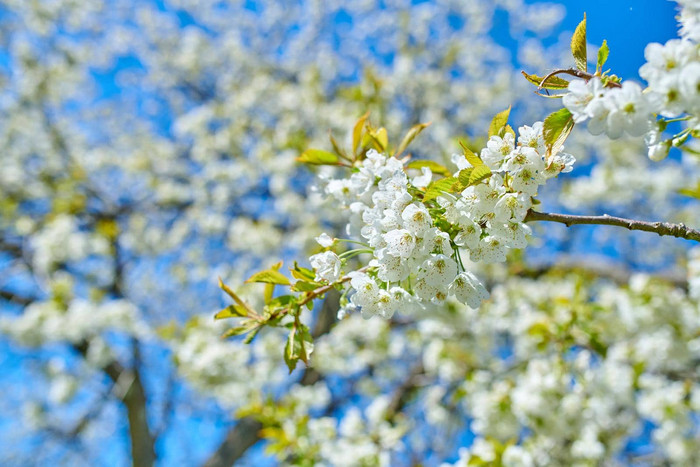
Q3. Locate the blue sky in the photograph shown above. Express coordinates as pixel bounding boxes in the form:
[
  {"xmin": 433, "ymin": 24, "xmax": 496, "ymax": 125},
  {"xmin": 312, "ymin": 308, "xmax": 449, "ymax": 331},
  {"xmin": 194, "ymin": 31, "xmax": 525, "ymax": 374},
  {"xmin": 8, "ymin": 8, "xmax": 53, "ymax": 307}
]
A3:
[{"xmin": 0, "ymin": 1, "xmax": 685, "ymax": 465}]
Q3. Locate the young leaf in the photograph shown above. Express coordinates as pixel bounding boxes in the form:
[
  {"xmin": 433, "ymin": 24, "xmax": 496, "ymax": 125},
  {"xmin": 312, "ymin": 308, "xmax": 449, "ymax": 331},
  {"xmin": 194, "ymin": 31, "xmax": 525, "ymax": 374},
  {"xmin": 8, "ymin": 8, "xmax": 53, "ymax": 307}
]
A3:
[
  {"xmin": 218, "ymin": 278, "xmax": 258, "ymax": 316},
  {"xmin": 503, "ymin": 125, "xmax": 516, "ymax": 140},
  {"xmin": 406, "ymin": 160, "xmax": 451, "ymax": 177},
  {"xmin": 265, "ymin": 295, "xmax": 296, "ymax": 310},
  {"xmin": 329, "ymin": 131, "xmax": 347, "ymax": 159},
  {"xmin": 456, "ymin": 166, "xmax": 491, "ymax": 189},
  {"xmin": 291, "ymin": 280, "xmax": 320, "ymax": 292},
  {"xmin": 679, "ymin": 183, "xmax": 700, "ymax": 199},
  {"xmin": 222, "ymin": 320, "xmax": 258, "ymax": 339},
  {"xmin": 488, "ymin": 106, "xmax": 511, "ymax": 138},
  {"xmin": 246, "ymin": 268, "xmax": 291, "ymax": 286},
  {"xmin": 290, "ymin": 262, "xmax": 316, "ymax": 282},
  {"xmin": 423, "ymin": 177, "xmax": 458, "ymax": 202},
  {"xmin": 374, "ymin": 127, "xmax": 388, "ymax": 150},
  {"xmin": 297, "ymin": 326, "xmax": 314, "ymax": 365},
  {"xmin": 521, "ymin": 71, "xmax": 570, "ymax": 90},
  {"xmin": 459, "ymin": 141, "xmax": 486, "ymax": 168},
  {"xmin": 597, "ymin": 40, "xmax": 609, "ymax": 72},
  {"xmin": 222, "ymin": 325, "xmax": 251, "ymax": 339},
  {"xmin": 297, "ymin": 149, "xmax": 339, "ymax": 165},
  {"xmin": 214, "ymin": 304, "xmax": 248, "ymax": 320},
  {"xmin": 352, "ymin": 112, "xmax": 370, "ymax": 155},
  {"xmin": 363, "ymin": 127, "xmax": 388, "ymax": 152},
  {"xmin": 395, "ymin": 122, "xmax": 431, "ymax": 157},
  {"xmin": 242, "ymin": 326, "xmax": 260, "ymax": 344},
  {"xmin": 457, "ymin": 168, "xmax": 473, "ymax": 188},
  {"xmin": 571, "ymin": 14, "xmax": 587, "ymax": 72},
  {"xmin": 284, "ymin": 326, "xmax": 298, "ymax": 373},
  {"xmin": 265, "ymin": 261, "xmax": 284, "ymax": 303},
  {"xmin": 543, "ymin": 108, "xmax": 575, "ymax": 155},
  {"xmin": 469, "ymin": 165, "xmax": 492, "ymax": 185}
]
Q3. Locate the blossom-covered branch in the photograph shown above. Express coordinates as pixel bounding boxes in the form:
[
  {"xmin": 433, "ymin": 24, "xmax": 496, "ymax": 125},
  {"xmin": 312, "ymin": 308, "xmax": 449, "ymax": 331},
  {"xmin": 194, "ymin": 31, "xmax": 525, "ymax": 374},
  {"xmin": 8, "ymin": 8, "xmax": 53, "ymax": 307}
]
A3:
[{"xmin": 525, "ymin": 210, "xmax": 700, "ymax": 242}]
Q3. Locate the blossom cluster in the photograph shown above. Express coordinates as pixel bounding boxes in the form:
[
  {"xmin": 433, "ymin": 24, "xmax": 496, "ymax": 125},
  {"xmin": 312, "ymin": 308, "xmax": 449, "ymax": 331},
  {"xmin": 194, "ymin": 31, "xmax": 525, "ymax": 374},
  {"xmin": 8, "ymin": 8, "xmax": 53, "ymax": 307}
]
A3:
[
  {"xmin": 310, "ymin": 123, "xmax": 574, "ymax": 320},
  {"xmin": 562, "ymin": 2, "xmax": 700, "ymax": 161}
]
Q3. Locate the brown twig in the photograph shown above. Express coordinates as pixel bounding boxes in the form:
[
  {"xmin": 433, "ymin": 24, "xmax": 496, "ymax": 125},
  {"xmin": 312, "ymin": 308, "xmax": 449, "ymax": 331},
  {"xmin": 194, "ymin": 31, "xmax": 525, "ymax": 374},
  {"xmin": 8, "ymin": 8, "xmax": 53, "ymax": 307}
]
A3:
[{"xmin": 525, "ymin": 210, "xmax": 700, "ymax": 243}]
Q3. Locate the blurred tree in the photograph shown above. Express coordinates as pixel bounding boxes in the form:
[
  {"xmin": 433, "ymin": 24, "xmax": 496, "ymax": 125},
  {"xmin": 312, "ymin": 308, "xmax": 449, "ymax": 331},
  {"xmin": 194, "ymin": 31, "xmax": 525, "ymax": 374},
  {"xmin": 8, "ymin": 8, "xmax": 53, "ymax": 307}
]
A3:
[{"xmin": 1, "ymin": 1, "xmax": 699, "ymax": 466}]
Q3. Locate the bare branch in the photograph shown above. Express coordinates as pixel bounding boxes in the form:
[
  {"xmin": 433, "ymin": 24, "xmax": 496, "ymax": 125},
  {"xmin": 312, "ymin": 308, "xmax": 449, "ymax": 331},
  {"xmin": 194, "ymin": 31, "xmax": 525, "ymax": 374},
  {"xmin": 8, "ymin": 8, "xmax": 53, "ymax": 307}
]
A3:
[{"xmin": 525, "ymin": 210, "xmax": 700, "ymax": 243}]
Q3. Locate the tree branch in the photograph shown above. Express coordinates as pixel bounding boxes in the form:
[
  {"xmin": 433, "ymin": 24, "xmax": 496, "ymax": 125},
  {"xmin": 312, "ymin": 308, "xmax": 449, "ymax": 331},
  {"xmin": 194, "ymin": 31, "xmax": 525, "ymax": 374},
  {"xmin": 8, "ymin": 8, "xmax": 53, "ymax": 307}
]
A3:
[
  {"xmin": 525, "ymin": 210, "xmax": 700, "ymax": 243},
  {"xmin": 202, "ymin": 290, "xmax": 341, "ymax": 467}
]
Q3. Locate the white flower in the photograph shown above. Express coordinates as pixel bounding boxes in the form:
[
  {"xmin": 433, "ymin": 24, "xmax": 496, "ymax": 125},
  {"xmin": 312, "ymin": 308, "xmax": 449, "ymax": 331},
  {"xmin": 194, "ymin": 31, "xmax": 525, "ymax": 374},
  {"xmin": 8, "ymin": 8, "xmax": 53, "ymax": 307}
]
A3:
[
  {"xmin": 422, "ymin": 228, "xmax": 453, "ymax": 256},
  {"xmin": 383, "ymin": 229, "xmax": 416, "ymax": 259},
  {"xmin": 502, "ymin": 445, "xmax": 534, "ymax": 467},
  {"xmin": 481, "ymin": 132, "xmax": 515, "ymax": 169},
  {"xmin": 544, "ymin": 152, "xmax": 576, "ymax": 177},
  {"xmin": 451, "ymin": 153, "xmax": 471, "ymax": 171},
  {"xmin": 413, "ymin": 276, "xmax": 444, "ymax": 303},
  {"xmin": 454, "ymin": 218, "xmax": 482, "ymax": 250},
  {"xmin": 470, "ymin": 236, "xmax": 507, "ymax": 263},
  {"xmin": 679, "ymin": 61, "xmax": 700, "ymax": 112},
  {"xmin": 326, "ymin": 179, "xmax": 356, "ymax": 204},
  {"xmin": 401, "ymin": 203, "xmax": 432, "ymax": 237},
  {"xmin": 603, "ymin": 81, "xmax": 652, "ymax": 138},
  {"xmin": 309, "ymin": 251, "xmax": 341, "ymax": 283},
  {"xmin": 376, "ymin": 249, "xmax": 410, "ymax": 282},
  {"xmin": 493, "ymin": 193, "xmax": 531, "ymax": 223},
  {"xmin": 418, "ymin": 254, "xmax": 458, "ymax": 287},
  {"xmin": 648, "ymin": 140, "xmax": 671, "ymax": 161},
  {"xmin": 562, "ymin": 77, "xmax": 606, "ymax": 123},
  {"xmin": 411, "ymin": 166, "xmax": 433, "ymax": 188},
  {"xmin": 517, "ymin": 122, "xmax": 545, "ymax": 153},
  {"xmin": 639, "ymin": 39, "xmax": 696, "ymax": 85},
  {"xmin": 461, "ymin": 182, "xmax": 502, "ymax": 220},
  {"xmin": 315, "ymin": 232, "xmax": 335, "ymax": 248},
  {"xmin": 449, "ymin": 272, "xmax": 489, "ymax": 308}
]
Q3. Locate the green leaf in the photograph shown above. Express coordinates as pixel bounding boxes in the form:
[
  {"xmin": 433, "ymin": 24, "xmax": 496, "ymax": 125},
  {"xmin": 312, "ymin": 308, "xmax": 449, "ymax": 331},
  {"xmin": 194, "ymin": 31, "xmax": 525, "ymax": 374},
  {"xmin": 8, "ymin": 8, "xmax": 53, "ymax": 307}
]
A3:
[
  {"xmin": 469, "ymin": 165, "xmax": 492, "ymax": 185},
  {"xmin": 352, "ymin": 112, "xmax": 370, "ymax": 155},
  {"xmin": 156, "ymin": 321, "xmax": 178, "ymax": 340},
  {"xmin": 374, "ymin": 127, "xmax": 388, "ymax": 151},
  {"xmin": 395, "ymin": 122, "xmax": 431, "ymax": 157},
  {"xmin": 363, "ymin": 127, "xmax": 388, "ymax": 152},
  {"xmin": 456, "ymin": 166, "xmax": 491, "ymax": 191},
  {"xmin": 488, "ymin": 106, "xmax": 511, "ymax": 138},
  {"xmin": 406, "ymin": 160, "xmax": 451, "ymax": 177},
  {"xmin": 521, "ymin": 71, "xmax": 570, "ymax": 90},
  {"xmin": 679, "ymin": 182, "xmax": 700, "ymax": 199},
  {"xmin": 242, "ymin": 326, "xmax": 260, "ymax": 344},
  {"xmin": 284, "ymin": 325, "xmax": 313, "ymax": 373},
  {"xmin": 459, "ymin": 141, "xmax": 486, "ymax": 168},
  {"xmin": 284, "ymin": 327, "xmax": 298, "ymax": 373},
  {"xmin": 543, "ymin": 108, "xmax": 575, "ymax": 155},
  {"xmin": 503, "ymin": 125, "xmax": 516, "ymax": 139},
  {"xmin": 457, "ymin": 168, "xmax": 473, "ymax": 188},
  {"xmin": 571, "ymin": 14, "xmax": 587, "ymax": 72},
  {"xmin": 297, "ymin": 326, "xmax": 314, "ymax": 365},
  {"xmin": 297, "ymin": 149, "xmax": 339, "ymax": 165},
  {"xmin": 245, "ymin": 268, "xmax": 291, "ymax": 286},
  {"xmin": 222, "ymin": 324, "xmax": 253, "ymax": 338},
  {"xmin": 423, "ymin": 177, "xmax": 458, "ymax": 202},
  {"xmin": 214, "ymin": 304, "xmax": 248, "ymax": 320},
  {"xmin": 222, "ymin": 319, "xmax": 259, "ymax": 339},
  {"xmin": 596, "ymin": 39, "xmax": 609, "ymax": 72},
  {"xmin": 218, "ymin": 278, "xmax": 257, "ymax": 316},
  {"xmin": 291, "ymin": 280, "xmax": 321, "ymax": 292},
  {"xmin": 265, "ymin": 261, "xmax": 284, "ymax": 304},
  {"xmin": 265, "ymin": 295, "xmax": 296, "ymax": 311},
  {"xmin": 290, "ymin": 262, "xmax": 316, "ymax": 282},
  {"xmin": 329, "ymin": 132, "xmax": 347, "ymax": 159}
]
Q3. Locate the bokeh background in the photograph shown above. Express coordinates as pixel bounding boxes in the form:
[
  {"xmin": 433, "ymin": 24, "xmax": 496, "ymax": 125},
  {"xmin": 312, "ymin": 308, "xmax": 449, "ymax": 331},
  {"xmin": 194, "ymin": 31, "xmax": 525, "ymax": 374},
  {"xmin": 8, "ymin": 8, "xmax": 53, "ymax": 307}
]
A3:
[{"xmin": 0, "ymin": 0, "xmax": 694, "ymax": 466}]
